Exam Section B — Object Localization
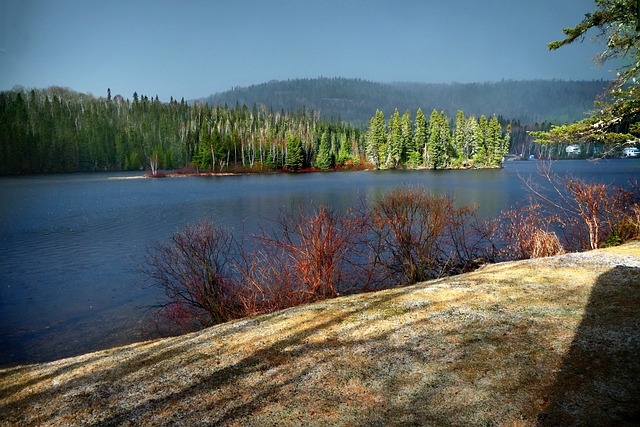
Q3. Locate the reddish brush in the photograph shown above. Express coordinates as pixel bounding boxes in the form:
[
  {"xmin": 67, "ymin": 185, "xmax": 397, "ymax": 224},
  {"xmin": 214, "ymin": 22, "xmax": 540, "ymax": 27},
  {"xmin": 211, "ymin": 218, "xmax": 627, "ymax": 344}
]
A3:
[
  {"xmin": 520, "ymin": 162, "xmax": 640, "ymax": 251},
  {"xmin": 142, "ymin": 176, "xmax": 640, "ymax": 335},
  {"xmin": 370, "ymin": 187, "xmax": 497, "ymax": 283},
  {"xmin": 498, "ymin": 204, "xmax": 565, "ymax": 259},
  {"xmin": 238, "ymin": 206, "xmax": 372, "ymax": 314},
  {"xmin": 142, "ymin": 221, "xmax": 241, "ymax": 334}
]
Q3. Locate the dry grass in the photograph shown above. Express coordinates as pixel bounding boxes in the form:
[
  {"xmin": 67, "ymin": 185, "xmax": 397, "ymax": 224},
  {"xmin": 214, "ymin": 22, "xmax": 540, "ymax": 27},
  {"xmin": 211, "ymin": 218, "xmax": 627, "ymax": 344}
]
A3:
[{"xmin": 2, "ymin": 242, "xmax": 640, "ymax": 426}]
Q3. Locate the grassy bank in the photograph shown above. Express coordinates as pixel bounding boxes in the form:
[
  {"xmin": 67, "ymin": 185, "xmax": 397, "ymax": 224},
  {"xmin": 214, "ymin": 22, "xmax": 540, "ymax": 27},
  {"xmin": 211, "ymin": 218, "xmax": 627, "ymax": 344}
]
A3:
[{"xmin": 2, "ymin": 242, "xmax": 639, "ymax": 426}]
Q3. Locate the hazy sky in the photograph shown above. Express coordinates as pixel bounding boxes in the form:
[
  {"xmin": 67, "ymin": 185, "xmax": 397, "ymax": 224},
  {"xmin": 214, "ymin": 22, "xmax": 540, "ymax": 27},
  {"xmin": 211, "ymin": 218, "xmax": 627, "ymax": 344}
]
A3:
[{"xmin": 0, "ymin": 0, "xmax": 618, "ymax": 101}]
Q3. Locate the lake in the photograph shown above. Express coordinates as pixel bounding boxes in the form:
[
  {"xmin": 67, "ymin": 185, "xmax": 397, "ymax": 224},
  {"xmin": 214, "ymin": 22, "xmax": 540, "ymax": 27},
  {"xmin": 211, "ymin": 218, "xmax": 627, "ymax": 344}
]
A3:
[{"xmin": 1, "ymin": 159, "xmax": 639, "ymax": 366}]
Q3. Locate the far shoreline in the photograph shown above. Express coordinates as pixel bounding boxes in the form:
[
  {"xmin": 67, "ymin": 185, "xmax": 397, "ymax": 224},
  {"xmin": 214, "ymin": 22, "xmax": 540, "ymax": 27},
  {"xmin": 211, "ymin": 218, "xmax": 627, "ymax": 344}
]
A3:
[{"xmin": 135, "ymin": 163, "xmax": 508, "ymax": 179}]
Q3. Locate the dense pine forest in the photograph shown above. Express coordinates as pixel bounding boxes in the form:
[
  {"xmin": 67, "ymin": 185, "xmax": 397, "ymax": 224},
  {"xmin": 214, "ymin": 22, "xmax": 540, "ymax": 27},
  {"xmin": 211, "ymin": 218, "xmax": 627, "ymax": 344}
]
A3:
[
  {"xmin": 0, "ymin": 86, "xmax": 511, "ymax": 175},
  {"xmin": 1, "ymin": 77, "xmax": 600, "ymax": 175},
  {"xmin": 0, "ymin": 86, "xmax": 365, "ymax": 175},
  {"xmin": 365, "ymin": 109, "xmax": 509, "ymax": 170}
]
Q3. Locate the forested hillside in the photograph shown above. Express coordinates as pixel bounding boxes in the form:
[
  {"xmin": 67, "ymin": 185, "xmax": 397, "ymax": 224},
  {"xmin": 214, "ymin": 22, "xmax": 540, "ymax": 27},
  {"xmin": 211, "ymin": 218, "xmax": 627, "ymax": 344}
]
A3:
[
  {"xmin": 201, "ymin": 77, "xmax": 607, "ymax": 125},
  {"xmin": 1, "ymin": 85, "xmax": 519, "ymax": 175},
  {"xmin": 0, "ymin": 79, "xmax": 591, "ymax": 175},
  {"xmin": 0, "ymin": 87, "xmax": 364, "ymax": 175}
]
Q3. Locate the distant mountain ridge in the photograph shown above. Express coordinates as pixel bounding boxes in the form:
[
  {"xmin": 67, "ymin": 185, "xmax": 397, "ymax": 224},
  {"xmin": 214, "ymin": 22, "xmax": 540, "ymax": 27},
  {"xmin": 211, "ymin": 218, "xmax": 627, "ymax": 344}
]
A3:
[{"xmin": 199, "ymin": 77, "xmax": 608, "ymax": 126}]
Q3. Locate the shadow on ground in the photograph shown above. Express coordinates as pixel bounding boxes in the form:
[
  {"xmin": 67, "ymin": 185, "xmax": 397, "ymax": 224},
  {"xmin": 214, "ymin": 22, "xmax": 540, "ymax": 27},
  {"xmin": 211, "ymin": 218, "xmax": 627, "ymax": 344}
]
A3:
[
  {"xmin": 537, "ymin": 265, "xmax": 640, "ymax": 426},
  {"xmin": 4, "ymin": 260, "xmax": 640, "ymax": 426}
]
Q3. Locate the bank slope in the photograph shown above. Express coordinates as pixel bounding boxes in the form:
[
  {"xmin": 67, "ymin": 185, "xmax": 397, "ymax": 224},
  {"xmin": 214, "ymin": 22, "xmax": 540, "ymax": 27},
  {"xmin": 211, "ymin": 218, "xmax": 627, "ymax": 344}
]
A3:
[{"xmin": 2, "ymin": 242, "xmax": 640, "ymax": 426}]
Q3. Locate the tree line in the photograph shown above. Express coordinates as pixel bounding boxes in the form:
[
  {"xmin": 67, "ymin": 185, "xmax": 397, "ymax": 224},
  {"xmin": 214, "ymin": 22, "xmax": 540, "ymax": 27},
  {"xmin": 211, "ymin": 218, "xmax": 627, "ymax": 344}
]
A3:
[
  {"xmin": 0, "ymin": 86, "xmax": 366, "ymax": 175},
  {"xmin": 1, "ymin": 86, "xmax": 513, "ymax": 175},
  {"xmin": 365, "ymin": 108, "xmax": 510, "ymax": 169}
]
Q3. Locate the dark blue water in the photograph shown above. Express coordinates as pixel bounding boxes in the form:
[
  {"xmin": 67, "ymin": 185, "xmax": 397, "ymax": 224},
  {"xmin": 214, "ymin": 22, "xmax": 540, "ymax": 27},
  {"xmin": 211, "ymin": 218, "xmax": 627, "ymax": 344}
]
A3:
[{"xmin": 1, "ymin": 160, "xmax": 639, "ymax": 366}]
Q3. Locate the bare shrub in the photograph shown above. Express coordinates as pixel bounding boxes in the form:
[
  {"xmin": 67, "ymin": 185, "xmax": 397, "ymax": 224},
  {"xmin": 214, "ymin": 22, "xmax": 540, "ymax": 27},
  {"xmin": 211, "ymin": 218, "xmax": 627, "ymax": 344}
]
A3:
[
  {"xmin": 144, "ymin": 188, "xmax": 585, "ymax": 335},
  {"xmin": 498, "ymin": 204, "xmax": 565, "ymax": 259},
  {"xmin": 521, "ymin": 163, "xmax": 640, "ymax": 251},
  {"xmin": 235, "ymin": 244, "xmax": 302, "ymax": 316},
  {"xmin": 143, "ymin": 221, "xmax": 241, "ymax": 334},
  {"xmin": 530, "ymin": 229, "xmax": 565, "ymax": 258},
  {"xmin": 565, "ymin": 179, "xmax": 620, "ymax": 250},
  {"xmin": 444, "ymin": 202, "xmax": 499, "ymax": 273},
  {"xmin": 237, "ymin": 206, "xmax": 374, "ymax": 314},
  {"xmin": 370, "ymin": 187, "xmax": 496, "ymax": 284}
]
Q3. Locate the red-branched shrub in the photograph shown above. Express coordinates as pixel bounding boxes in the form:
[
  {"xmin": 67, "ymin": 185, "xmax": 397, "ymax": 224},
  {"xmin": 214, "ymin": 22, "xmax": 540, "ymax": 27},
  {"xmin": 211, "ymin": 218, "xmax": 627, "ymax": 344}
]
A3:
[
  {"xmin": 521, "ymin": 163, "xmax": 640, "ymax": 251},
  {"xmin": 369, "ymin": 187, "xmax": 496, "ymax": 284},
  {"xmin": 147, "ymin": 181, "xmax": 640, "ymax": 334},
  {"xmin": 498, "ymin": 204, "xmax": 565, "ymax": 259},
  {"xmin": 143, "ymin": 221, "xmax": 241, "ymax": 334},
  {"xmin": 237, "ymin": 206, "xmax": 377, "ymax": 315}
]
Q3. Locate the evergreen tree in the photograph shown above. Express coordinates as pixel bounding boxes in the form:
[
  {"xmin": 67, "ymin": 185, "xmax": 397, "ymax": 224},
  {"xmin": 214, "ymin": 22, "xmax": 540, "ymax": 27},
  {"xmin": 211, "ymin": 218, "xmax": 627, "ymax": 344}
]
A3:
[
  {"xmin": 501, "ymin": 124, "xmax": 511, "ymax": 163},
  {"xmin": 426, "ymin": 109, "xmax": 446, "ymax": 169},
  {"xmin": 412, "ymin": 108, "xmax": 427, "ymax": 167},
  {"xmin": 534, "ymin": 0, "xmax": 640, "ymax": 147},
  {"xmin": 285, "ymin": 132, "xmax": 304, "ymax": 171},
  {"xmin": 316, "ymin": 131, "xmax": 332, "ymax": 170},
  {"xmin": 388, "ymin": 108, "xmax": 402, "ymax": 168},
  {"xmin": 454, "ymin": 110, "xmax": 465, "ymax": 160},
  {"xmin": 366, "ymin": 110, "xmax": 386, "ymax": 169},
  {"xmin": 194, "ymin": 133, "xmax": 213, "ymax": 170},
  {"xmin": 400, "ymin": 110, "xmax": 412, "ymax": 166},
  {"xmin": 438, "ymin": 111, "xmax": 451, "ymax": 168},
  {"xmin": 473, "ymin": 115, "xmax": 489, "ymax": 165},
  {"xmin": 488, "ymin": 115, "xmax": 503, "ymax": 166},
  {"xmin": 336, "ymin": 131, "xmax": 352, "ymax": 165},
  {"xmin": 330, "ymin": 132, "xmax": 338, "ymax": 160},
  {"xmin": 464, "ymin": 115, "xmax": 478, "ymax": 165}
]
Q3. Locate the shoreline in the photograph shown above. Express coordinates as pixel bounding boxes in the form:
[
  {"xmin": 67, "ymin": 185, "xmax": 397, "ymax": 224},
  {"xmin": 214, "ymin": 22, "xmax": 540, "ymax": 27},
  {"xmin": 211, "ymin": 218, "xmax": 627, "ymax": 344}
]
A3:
[
  {"xmin": 2, "ymin": 242, "xmax": 639, "ymax": 425},
  {"xmin": 114, "ymin": 163, "xmax": 505, "ymax": 180}
]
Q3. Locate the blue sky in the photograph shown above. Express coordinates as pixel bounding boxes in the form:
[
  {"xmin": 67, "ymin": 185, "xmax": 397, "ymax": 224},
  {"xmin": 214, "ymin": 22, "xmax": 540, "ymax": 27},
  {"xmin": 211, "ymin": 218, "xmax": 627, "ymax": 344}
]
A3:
[{"xmin": 0, "ymin": 0, "xmax": 619, "ymax": 101}]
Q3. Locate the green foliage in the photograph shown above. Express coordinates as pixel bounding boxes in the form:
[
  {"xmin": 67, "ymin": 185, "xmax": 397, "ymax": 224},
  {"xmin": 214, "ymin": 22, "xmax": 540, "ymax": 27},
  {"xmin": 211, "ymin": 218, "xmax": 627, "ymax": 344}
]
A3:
[
  {"xmin": 316, "ymin": 132, "xmax": 333, "ymax": 170},
  {"xmin": 285, "ymin": 133, "xmax": 304, "ymax": 171},
  {"xmin": 400, "ymin": 110, "xmax": 412, "ymax": 165},
  {"xmin": 472, "ymin": 115, "xmax": 489, "ymax": 165},
  {"xmin": 366, "ymin": 110, "xmax": 386, "ymax": 169},
  {"xmin": 405, "ymin": 151, "xmax": 423, "ymax": 169},
  {"xmin": 365, "ymin": 108, "xmax": 510, "ymax": 170},
  {"xmin": 603, "ymin": 233, "xmax": 624, "ymax": 248},
  {"xmin": 488, "ymin": 115, "xmax": 505, "ymax": 166},
  {"xmin": 388, "ymin": 109, "xmax": 402, "ymax": 168},
  {"xmin": 0, "ymin": 87, "xmax": 363, "ymax": 175},
  {"xmin": 336, "ymin": 132, "xmax": 352, "ymax": 166},
  {"xmin": 412, "ymin": 108, "xmax": 427, "ymax": 161},
  {"xmin": 426, "ymin": 110, "xmax": 447, "ymax": 169},
  {"xmin": 533, "ymin": 0, "xmax": 640, "ymax": 150}
]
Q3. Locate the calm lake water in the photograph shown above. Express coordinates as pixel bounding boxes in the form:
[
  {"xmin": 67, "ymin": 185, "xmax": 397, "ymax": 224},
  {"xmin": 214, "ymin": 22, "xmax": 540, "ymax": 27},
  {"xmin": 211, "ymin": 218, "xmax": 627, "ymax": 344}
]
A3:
[{"xmin": 1, "ymin": 159, "xmax": 639, "ymax": 366}]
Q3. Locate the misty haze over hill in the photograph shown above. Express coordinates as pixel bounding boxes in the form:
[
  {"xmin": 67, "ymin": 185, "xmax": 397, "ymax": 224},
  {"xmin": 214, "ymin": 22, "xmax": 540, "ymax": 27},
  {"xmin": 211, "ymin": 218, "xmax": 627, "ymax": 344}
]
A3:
[{"xmin": 199, "ymin": 77, "xmax": 607, "ymax": 126}]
